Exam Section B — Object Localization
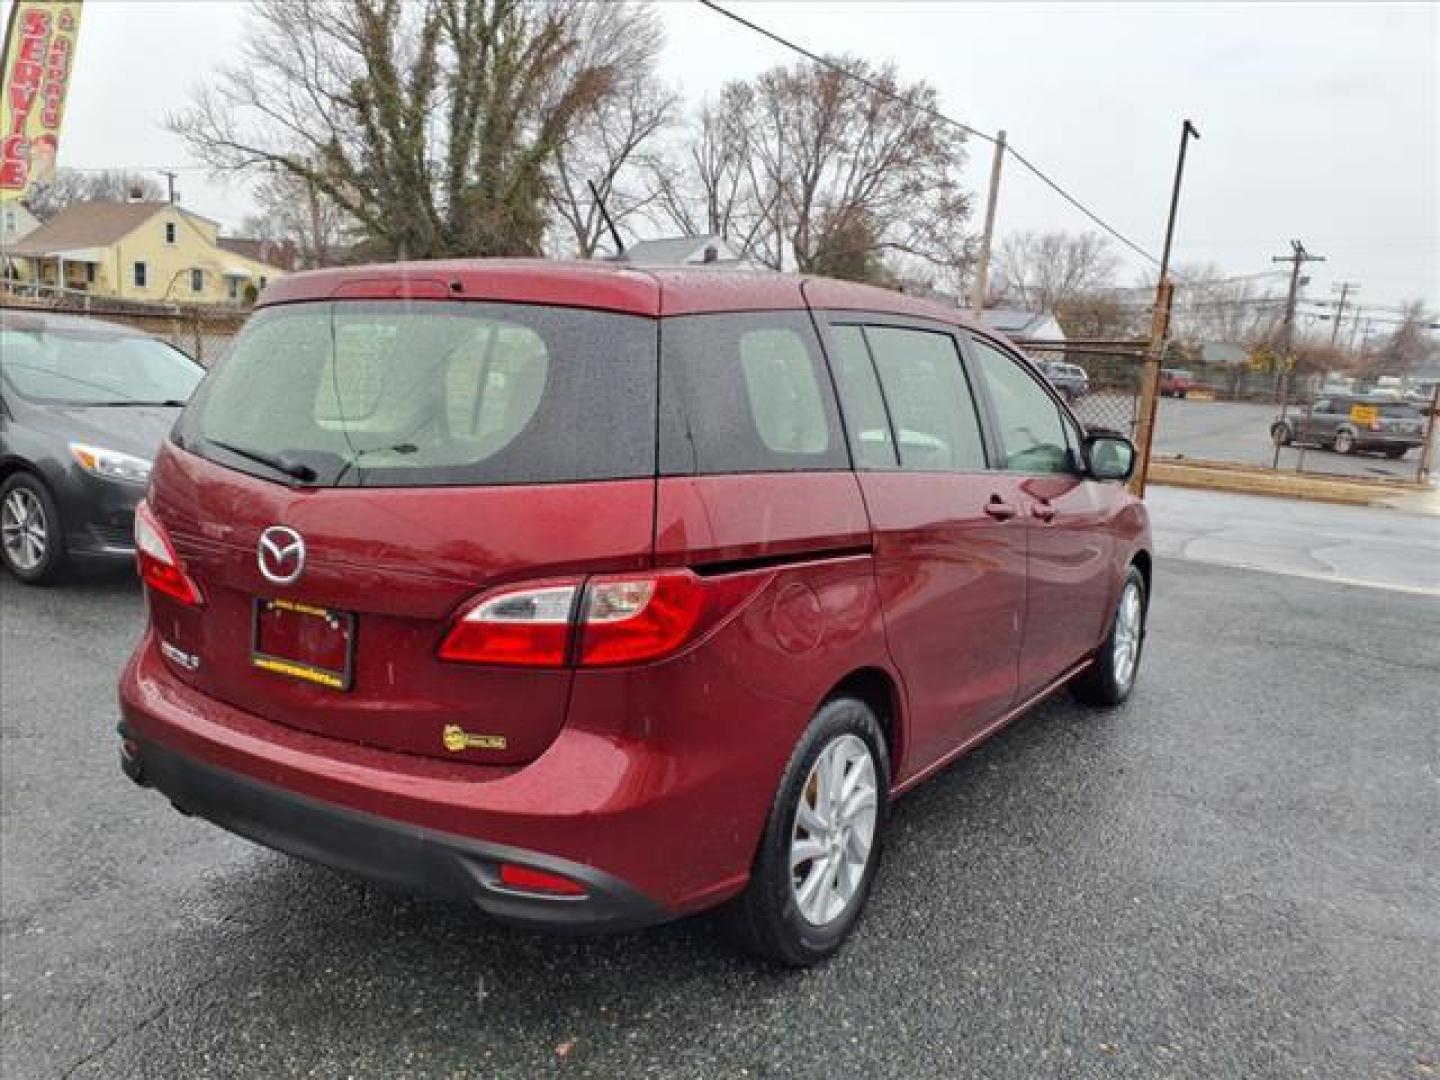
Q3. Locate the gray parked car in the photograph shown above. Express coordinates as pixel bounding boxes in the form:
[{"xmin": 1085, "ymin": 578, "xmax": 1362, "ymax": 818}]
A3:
[
  {"xmin": 0, "ymin": 310, "xmax": 205, "ymax": 584},
  {"xmin": 1270, "ymin": 395, "xmax": 1426, "ymax": 459},
  {"xmin": 1034, "ymin": 359, "xmax": 1090, "ymax": 402}
]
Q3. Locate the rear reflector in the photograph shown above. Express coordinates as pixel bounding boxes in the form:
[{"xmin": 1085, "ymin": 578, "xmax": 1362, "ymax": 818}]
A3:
[
  {"xmin": 498, "ymin": 863, "xmax": 587, "ymax": 897},
  {"xmin": 134, "ymin": 500, "xmax": 203, "ymax": 607}
]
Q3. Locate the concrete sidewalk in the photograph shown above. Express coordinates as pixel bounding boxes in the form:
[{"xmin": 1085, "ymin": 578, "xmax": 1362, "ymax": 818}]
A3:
[{"xmin": 1145, "ymin": 485, "xmax": 1440, "ymax": 595}]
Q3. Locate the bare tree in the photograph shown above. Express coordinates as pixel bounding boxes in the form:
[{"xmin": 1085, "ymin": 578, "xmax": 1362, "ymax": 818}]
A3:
[
  {"xmin": 1371, "ymin": 300, "xmax": 1435, "ymax": 375},
  {"xmin": 543, "ymin": 3, "xmax": 676, "ymax": 257},
  {"xmin": 25, "ymin": 169, "xmax": 164, "ymax": 220},
  {"xmin": 993, "ymin": 231, "xmax": 1119, "ymax": 314},
  {"xmin": 241, "ymin": 170, "xmax": 353, "ymax": 268},
  {"xmin": 651, "ymin": 56, "xmax": 970, "ymax": 285},
  {"xmin": 170, "ymin": 0, "xmax": 648, "ymax": 260}
]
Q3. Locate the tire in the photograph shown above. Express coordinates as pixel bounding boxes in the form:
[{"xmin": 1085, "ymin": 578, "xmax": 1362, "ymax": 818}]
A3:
[
  {"xmin": 1070, "ymin": 565, "xmax": 1146, "ymax": 707},
  {"xmin": 1384, "ymin": 448, "xmax": 1408, "ymax": 460},
  {"xmin": 1270, "ymin": 422, "xmax": 1293, "ymax": 447},
  {"xmin": 721, "ymin": 696, "xmax": 890, "ymax": 967},
  {"xmin": 0, "ymin": 473, "xmax": 67, "ymax": 586},
  {"xmin": 1177, "ymin": 390, "xmax": 1188, "ymax": 400},
  {"xmin": 1333, "ymin": 429, "xmax": 1356, "ymax": 455}
]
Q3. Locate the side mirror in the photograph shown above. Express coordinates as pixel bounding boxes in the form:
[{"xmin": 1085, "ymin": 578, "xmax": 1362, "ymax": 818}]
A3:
[{"xmin": 1084, "ymin": 433, "xmax": 1136, "ymax": 481}]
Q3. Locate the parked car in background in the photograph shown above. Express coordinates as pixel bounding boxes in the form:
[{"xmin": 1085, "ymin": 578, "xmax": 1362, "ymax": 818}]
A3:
[
  {"xmin": 1158, "ymin": 368, "xmax": 1194, "ymax": 398},
  {"xmin": 0, "ymin": 310, "xmax": 205, "ymax": 584},
  {"xmin": 1270, "ymin": 395, "xmax": 1426, "ymax": 458},
  {"xmin": 1034, "ymin": 358, "xmax": 1090, "ymax": 401},
  {"xmin": 118, "ymin": 260, "xmax": 1152, "ymax": 967}
]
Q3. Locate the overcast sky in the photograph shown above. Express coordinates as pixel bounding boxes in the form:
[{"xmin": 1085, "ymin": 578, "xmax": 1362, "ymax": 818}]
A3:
[{"xmin": 25, "ymin": 0, "xmax": 1440, "ymax": 314}]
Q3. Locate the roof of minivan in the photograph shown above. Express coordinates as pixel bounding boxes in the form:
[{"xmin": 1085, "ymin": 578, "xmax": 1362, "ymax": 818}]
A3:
[{"xmin": 257, "ymin": 258, "xmax": 986, "ymax": 330}]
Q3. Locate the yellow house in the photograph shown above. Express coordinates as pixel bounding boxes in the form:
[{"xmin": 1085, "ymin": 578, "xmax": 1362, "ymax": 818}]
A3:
[{"xmin": 1, "ymin": 200, "xmax": 286, "ymax": 304}]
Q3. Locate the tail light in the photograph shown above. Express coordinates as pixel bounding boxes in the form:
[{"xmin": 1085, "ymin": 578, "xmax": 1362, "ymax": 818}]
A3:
[
  {"xmin": 438, "ymin": 583, "xmax": 577, "ymax": 666},
  {"xmin": 134, "ymin": 500, "xmax": 203, "ymax": 607},
  {"xmin": 1369, "ymin": 420, "xmax": 1382, "ymax": 432},
  {"xmin": 439, "ymin": 570, "xmax": 767, "ymax": 669}
]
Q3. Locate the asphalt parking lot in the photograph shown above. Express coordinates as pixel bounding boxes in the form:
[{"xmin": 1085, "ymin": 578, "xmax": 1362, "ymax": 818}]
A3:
[
  {"xmin": 3, "ymin": 553, "xmax": 1438, "ymax": 1079},
  {"xmin": 1070, "ymin": 395, "xmax": 1428, "ymax": 483}
]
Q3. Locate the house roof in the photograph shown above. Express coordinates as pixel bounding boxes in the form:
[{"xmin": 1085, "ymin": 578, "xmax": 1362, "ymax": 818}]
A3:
[
  {"xmin": 979, "ymin": 307, "xmax": 1065, "ymax": 339},
  {"xmin": 620, "ymin": 235, "xmax": 743, "ymax": 266},
  {"xmin": 217, "ymin": 237, "xmax": 297, "ymax": 272},
  {"xmin": 3, "ymin": 200, "xmax": 169, "ymax": 257}
]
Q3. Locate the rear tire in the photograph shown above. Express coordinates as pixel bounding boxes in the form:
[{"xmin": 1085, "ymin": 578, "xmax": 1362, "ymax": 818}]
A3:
[
  {"xmin": 721, "ymin": 696, "xmax": 890, "ymax": 967},
  {"xmin": 1071, "ymin": 566, "xmax": 1147, "ymax": 707},
  {"xmin": 1333, "ymin": 429, "xmax": 1356, "ymax": 455},
  {"xmin": 1384, "ymin": 448, "xmax": 1408, "ymax": 460},
  {"xmin": 0, "ymin": 473, "xmax": 66, "ymax": 586}
]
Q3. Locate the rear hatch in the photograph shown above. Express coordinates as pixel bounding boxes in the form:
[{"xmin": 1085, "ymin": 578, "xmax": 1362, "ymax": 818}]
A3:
[
  {"xmin": 1373, "ymin": 402, "xmax": 1425, "ymax": 438},
  {"xmin": 148, "ymin": 297, "xmax": 657, "ymax": 766}
]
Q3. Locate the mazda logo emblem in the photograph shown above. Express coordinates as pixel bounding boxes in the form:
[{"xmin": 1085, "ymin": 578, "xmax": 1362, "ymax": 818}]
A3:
[{"xmin": 258, "ymin": 526, "xmax": 306, "ymax": 585}]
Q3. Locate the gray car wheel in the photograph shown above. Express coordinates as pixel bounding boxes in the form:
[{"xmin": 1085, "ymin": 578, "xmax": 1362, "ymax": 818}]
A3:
[
  {"xmin": 0, "ymin": 474, "xmax": 67, "ymax": 585},
  {"xmin": 1333, "ymin": 429, "xmax": 1356, "ymax": 455}
]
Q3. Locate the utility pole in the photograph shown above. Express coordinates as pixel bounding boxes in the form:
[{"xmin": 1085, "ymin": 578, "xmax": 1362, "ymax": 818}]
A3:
[
  {"xmin": 1329, "ymin": 281, "xmax": 1358, "ymax": 347},
  {"xmin": 1268, "ymin": 240, "xmax": 1325, "ymax": 466},
  {"xmin": 970, "ymin": 129, "xmax": 1006, "ymax": 320},
  {"xmin": 158, "ymin": 169, "xmax": 178, "ymax": 204},
  {"xmin": 1273, "ymin": 240, "xmax": 1325, "ymax": 371},
  {"xmin": 1131, "ymin": 119, "xmax": 1200, "ymax": 497}
]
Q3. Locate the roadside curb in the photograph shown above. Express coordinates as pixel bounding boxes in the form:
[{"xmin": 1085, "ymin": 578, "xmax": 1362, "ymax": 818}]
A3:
[{"xmin": 1147, "ymin": 457, "xmax": 1437, "ymax": 513}]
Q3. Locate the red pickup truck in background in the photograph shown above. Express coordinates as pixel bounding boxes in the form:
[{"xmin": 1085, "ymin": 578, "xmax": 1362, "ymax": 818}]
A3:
[{"xmin": 1159, "ymin": 368, "xmax": 1195, "ymax": 398}]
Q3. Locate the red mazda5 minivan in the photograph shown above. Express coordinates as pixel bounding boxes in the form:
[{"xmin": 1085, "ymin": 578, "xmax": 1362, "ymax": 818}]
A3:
[{"xmin": 118, "ymin": 260, "xmax": 1151, "ymax": 965}]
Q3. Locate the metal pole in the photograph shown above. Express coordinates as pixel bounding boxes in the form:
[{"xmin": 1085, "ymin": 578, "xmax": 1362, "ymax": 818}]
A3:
[
  {"xmin": 1131, "ymin": 119, "xmax": 1200, "ymax": 497},
  {"xmin": 1418, "ymin": 383, "xmax": 1440, "ymax": 486},
  {"xmin": 1329, "ymin": 282, "xmax": 1355, "ymax": 347},
  {"xmin": 971, "ymin": 129, "xmax": 1006, "ymax": 320}
]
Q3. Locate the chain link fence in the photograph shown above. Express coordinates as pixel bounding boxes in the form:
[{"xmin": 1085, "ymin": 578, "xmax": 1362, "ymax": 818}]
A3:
[
  {"xmin": 1015, "ymin": 339, "xmax": 1148, "ymax": 440},
  {"xmin": 0, "ymin": 292, "xmax": 245, "ymax": 367}
]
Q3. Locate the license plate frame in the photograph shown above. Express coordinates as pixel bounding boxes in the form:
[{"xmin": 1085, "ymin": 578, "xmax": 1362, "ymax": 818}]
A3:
[{"xmin": 251, "ymin": 597, "xmax": 355, "ymax": 691}]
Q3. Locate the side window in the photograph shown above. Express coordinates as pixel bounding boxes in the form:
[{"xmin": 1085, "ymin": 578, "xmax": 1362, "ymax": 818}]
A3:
[
  {"xmin": 660, "ymin": 312, "xmax": 847, "ymax": 475},
  {"xmin": 827, "ymin": 324, "xmax": 896, "ymax": 469},
  {"xmin": 865, "ymin": 325, "xmax": 987, "ymax": 472},
  {"xmin": 971, "ymin": 337, "xmax": 1076, "ymax": 474}
]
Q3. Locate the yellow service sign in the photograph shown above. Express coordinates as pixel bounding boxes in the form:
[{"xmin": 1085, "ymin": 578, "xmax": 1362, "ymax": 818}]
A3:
[
  {"xmin": 1349, "ymin": 404, "xmax": 1379, "ymax": 425},
  {"xmin": 0, "ymin": 1, "xmax": 84, "ymax": 202}
]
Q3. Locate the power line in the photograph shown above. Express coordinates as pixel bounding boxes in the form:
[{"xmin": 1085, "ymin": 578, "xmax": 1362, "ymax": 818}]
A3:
[{"xmin": 695, "ymin": 0, "xmax": 1163, "ymax": 267}]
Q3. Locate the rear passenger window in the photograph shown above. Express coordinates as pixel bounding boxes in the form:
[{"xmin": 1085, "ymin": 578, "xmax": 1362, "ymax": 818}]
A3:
[
  {"xmin": 660, "ymin": 312, "xmax": 847, "ymax": 475},
  {"xmin": 864, "ymin": 326, "xmax": 987, "ymax": 472},
  {"xmin": 827, "ymin": 325, "xmax": 897, "ymax": 469}
]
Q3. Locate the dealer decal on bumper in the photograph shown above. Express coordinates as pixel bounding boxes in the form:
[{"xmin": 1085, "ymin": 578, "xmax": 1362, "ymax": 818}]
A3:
[{"xmin": 442, "ymin": 725, "xmax": 507, "ymax": 752}]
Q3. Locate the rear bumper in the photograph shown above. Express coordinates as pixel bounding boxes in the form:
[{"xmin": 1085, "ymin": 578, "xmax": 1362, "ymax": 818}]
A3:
[
  {"xmin": 117, "ymin": 628, "xmax": 768, "ymax": 928},
  {"xmin": 1354, "ymin": 434, "xmax": 1423, "ymax": 451},
  {"xmin": 119, "ymin": 728, "xmax": 663, "ymax": 931}
]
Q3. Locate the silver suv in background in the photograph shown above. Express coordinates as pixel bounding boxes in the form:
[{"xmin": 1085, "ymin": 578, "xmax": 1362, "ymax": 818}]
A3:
[{"xmin": 1270, "ymin": 395, "xmax": 1426, "ymax": 459}]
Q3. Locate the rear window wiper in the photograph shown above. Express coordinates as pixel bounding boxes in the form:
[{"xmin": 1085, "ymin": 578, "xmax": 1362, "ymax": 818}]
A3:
[{"xmin": 206, "ymin": 439, "xmax": 317, "ymax": 483}]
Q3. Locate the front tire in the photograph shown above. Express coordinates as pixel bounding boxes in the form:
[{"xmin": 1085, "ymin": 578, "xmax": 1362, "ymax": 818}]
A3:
[
  {"xmin": 1071, "ymin": 565, "xmax": 1147, "ymax": 707},
  {"xmin": 0, "ymin": 473, "xmax": 66, "ymax": 585},
  {"xmin": 722, "ymin": 696, "xmax": 890, "ymax": 967}
]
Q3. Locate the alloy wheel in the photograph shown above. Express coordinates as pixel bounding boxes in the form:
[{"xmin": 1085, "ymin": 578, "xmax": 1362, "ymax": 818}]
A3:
[
  {"xmin": 1, "ymin": 487, "xmax": 48, "ymax": 572},
  {"xmin": 789, "ymin": 733, "xmax": 878, "ymax": 927},
  {"xmin": 1112, "ymin": 578, "xmax": 1143, "ymax": 692}
]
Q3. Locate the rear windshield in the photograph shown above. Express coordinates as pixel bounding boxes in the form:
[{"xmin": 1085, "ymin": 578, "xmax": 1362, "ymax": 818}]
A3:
[
  {"xmin": 0, "ymin": 324, "xmax": 203, "ymax": 406},
  {"xmin": 177, "ymin": 301, "xmax": 656, "ymax": 487},
  {"xmin": 1377, "ymin": 403, "xmax": 1421, "ymax": 418}
]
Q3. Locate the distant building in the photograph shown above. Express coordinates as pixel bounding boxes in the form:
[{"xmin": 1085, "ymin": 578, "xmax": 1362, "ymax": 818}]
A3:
[
  {"xmin": 1198, "ymin": 342, "xmax": 1248, "ymax": 367},
  {"xmin": 2, "ymin": 200, "xmax": 287, "ymax": 305},
  {"xmin": 217, "ymin": 237, "xmax": 299, "ymax": 274},
  {"xmin": 979, "ymin": 307, "xmax": 1066, "ymax": 343},
  {"xmin": 1, "ymin": 201, "xmax": 41, "ymax": 250},
  {"xmin": 620, "ymin": 235, "xmax": 748, "ymax": 267}
]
